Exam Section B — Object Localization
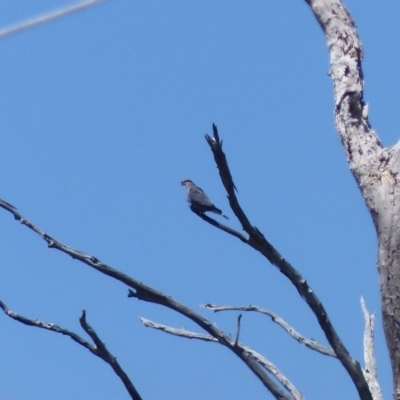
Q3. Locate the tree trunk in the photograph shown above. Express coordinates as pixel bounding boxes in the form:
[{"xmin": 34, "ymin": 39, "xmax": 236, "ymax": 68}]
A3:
[
  {"xmin": 306, "ymin": 0, "xmax": 400, "ymax": 398},
  {"xmin": 375, "ymin": 143, "xmax": 400, "ymax": 398}
]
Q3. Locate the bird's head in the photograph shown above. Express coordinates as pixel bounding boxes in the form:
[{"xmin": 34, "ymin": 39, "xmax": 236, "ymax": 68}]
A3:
[{"xmin": 181, "ymin": 179, "xmax": 194, "ymax": 187}]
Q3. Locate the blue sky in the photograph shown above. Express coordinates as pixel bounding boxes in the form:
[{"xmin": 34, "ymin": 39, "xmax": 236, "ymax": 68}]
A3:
[{"xmin": 0, "ymin": 1, "xmax": 399, "ymax": 399}]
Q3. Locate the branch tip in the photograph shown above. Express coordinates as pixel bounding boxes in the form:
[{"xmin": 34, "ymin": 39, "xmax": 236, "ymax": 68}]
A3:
[
  {"xmin": 127, "ymin": 289, "xmax": 136, "ymax": 298},
  {"xmin": 234, "ymin": 313, "xmax": 242, "ymax": 347}
]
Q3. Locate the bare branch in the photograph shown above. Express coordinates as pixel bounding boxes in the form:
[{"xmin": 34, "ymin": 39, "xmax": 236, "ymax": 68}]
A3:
[
  {"xmin": 140, "ymin": 317, "xmax": 217, "ymax": 342},
  {"xmin": 140, "ymin": 318, "xmax": 304, "ymax": 400},
  {"xmin": 243, "ymin": 347, "xmax": 303, "ymax": 400},
  {"xmin": 203, "ymin": 304, "xmax": 335, "ymax": 357},
  {"xmin": 360, "ymin": 298, "xmax": 383, "ymax": 400},
  {"xmin": 0, "ymin": 199, "xmax": 286, "ymax": 397},
  {"xmin": 191, "ymin": 209, "xmax": 248, "ymax": 242},
  {"xmin": 0, "ymin": 300, "xmax": 142, "ymax": 400},
  {"xmin": 203, "ymin": 124, "xmax": 371, "ymax": 400},
  {"xmin": 79, "ymin": 311, "xmax": 142, "ymax": 400},
  {"xmin": 0, "ymin": 299, "xmax": 95, "ymax": 351},
  {"xmin": 0, "ymin": 0, "xmax": 108, "ymax": 40}
]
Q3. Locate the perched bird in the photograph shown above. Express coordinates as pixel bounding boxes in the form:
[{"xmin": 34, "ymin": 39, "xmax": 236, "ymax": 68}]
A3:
[{"xmin": 181, "ymin": 179, "xmax": 229, "ymax": 219}]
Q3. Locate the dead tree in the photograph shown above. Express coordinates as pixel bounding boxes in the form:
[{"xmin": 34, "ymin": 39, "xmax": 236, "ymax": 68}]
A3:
[{"xmin": 0, "ymin": 1, "xmax": 397, "ymax": 399}]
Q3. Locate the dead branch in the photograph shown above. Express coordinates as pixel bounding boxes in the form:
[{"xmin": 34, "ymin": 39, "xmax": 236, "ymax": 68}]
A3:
[
  {"xmin": 140, "ymin": 317, "xmax": 217, "ymax": 342},
  {"xmin": 0, "ymin": 300, "xmax": 142, "ymax": 400},
  {"xmin": 0, "ymin": 198, "xmax": 289, "ymax": 399},
  {"xmin": 140, "ymin": 317, "xmax": 304, "ymax": 400},
  {"xmin": 191, "ymin": 209, "xmax": 247, "ymax": 242},
  {"xmin": 360, "ymin": 298, "xmax": 383, "ymax": 400},
  {"xmin": 203, "ymin": 304, "xmax": 335, "ymax": 357},
  {"xmin": 0, "ymin": 0, "xmax": 108, "ymax": 40},
  {"xmin": 203, "ymin": 123, "xmax": 371, "ymax": 400}
]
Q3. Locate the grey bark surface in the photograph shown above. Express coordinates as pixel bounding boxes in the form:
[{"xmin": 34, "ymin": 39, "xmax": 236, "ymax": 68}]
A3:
[
  {"xmin": 361, "ymin": 298, "xmax": 383, "ymax": 400},
  {"xmin": 306, "ymin": 1, "xmax": 400, "ymax": 398}
]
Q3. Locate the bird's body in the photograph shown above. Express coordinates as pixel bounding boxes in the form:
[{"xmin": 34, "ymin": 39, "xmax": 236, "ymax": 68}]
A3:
[{"xmin": 181, "ymin": 179, "xmax": 228, "ymax": 219}]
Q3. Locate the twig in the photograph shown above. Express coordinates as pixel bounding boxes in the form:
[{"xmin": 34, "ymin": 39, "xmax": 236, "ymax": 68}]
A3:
[
  {"xmin": 360, "ymin": 298, "xmax": 383, "ymax": 400},
  {"xmin": 203, "ymin": 304, "xmax": 335, "ymax": 357},
  {"xmin": 140, "ymin": 317, "xmax": 304, "ymax": 400},
  {"xmin": 203, "ymin": 123, "xmax": 370, "ymax": 400},
  {"xmin": 0, "ymin": 300, "xmax": 142, "ymax": 400},
  {"xmin": 0, "ymin": 0, "xmax": 108, "ymax": 40},
  {"xmin": 234, "ymin": 313, "xmax": 242, "ymax": 347}
]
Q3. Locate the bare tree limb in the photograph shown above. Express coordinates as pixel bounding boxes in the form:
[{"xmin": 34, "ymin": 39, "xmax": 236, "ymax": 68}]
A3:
[
  {"xmin": 191, "ymin": 209, "xmax": 248, "ymax": 242},
  {"xmin": 203, "ymin": 124, "xmax": 371, "ymax": 400},
  {"xmin": 140, "ymin": 317, "xmax": 304, "ymax": 400},
  {"xmin": 243, "ymin": 348, "xmax": 303, "ymax": 400},
  {"xmin": 0, "ymin": 299, "xmax": 95, "ymax": 350},
  {"xmin": 79, "ymin": 311, "xmax": 142, "ymax": 400},
  {"xmin": 140, "ymin": 317, "xmax": 217, "ymax": 342},
  {"xmin": 0, "ymin": 199, "xmax": 289, "ymax": 399},
  {"xmin": 130, "ymin": 290, "xmax": 291, "ymax": 400},
  {"xmin": 203, "ymin": 304, "xmax": 335, "ymax": 357},
  {"xmin": 0, "ymin": 300, "xmax": 142, "ymax": 400},
  {"xmin": 0, "ymin": 0, "xmax": 108, "ymax": 40},
  {"xmin": 360, "ymin": 298, "xmax": 383, "ymax": 400}
]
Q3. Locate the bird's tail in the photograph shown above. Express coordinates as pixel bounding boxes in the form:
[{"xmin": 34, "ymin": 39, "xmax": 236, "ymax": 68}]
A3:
[{"xmin": 212, "ymin": 206, "xmax": 229, "ymax": 220}]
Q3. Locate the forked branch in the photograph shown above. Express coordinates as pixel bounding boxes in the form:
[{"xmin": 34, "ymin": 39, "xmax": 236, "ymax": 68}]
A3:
[
  {"xmin": 0, "ymin": 300, "xmax": 142, "ymax": 400},
  {"xmin": 203, "ymin": 304, "xmax": 335, "ymax": 357},
  {"xmin": 0, "ymin": 199, "xmax": 290, "ymax": 399},
  {"xmin": 140, "ymin": 317, "xmax": 304, "ymax": 400},
  {"xmin": 202, "ymin": 124, "xmax": 372, "ymax": 400}
]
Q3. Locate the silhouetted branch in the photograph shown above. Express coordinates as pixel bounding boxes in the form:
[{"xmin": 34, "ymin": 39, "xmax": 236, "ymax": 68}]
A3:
[
  {"xmin": 0, "ymin": 199, "xmax": 286, "ymax": 398},
  {"xmin": 79, "ymin": 311, "xmax": 142, "ymax": 400},
  {"xmin": 234, "ymin": 313, "xmax": 242, "ymax": 347},
  {"xmin": 360, "ymin": 298, "xmax": 383, "ymax": 400},
  {"xmin": 0, "ymin": 0, "xmax": 108, "ymax": 40},
  {"xmin": 203, "ymin": 124, "xmax": 371, "ymax": 400},
  {"xmin": 191, "ymin": 209, "xmax": 247, "ymax": 242},
  {"xmin": 0, "ymin": 300, "xmax": 142, "ymax": 400},
  {"xmin": 203, "ymin": 304, "xmax": 335, "ymax": 357},
  {"xmin": 205, "ymin": 124, "xmax": 252, "ymax": 231},
  {"xmin": 140, "ymin": 317, "xmax": 304, "ymax": 400}
]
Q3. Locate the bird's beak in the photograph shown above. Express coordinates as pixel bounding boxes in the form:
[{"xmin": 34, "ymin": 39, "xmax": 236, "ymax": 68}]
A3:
[{"xmin": 180, "ymin": 181, "xmax": 185, "ymax": 186}]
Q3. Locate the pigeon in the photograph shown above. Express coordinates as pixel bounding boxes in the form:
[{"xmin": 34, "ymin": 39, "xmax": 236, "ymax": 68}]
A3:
[{"xmin": 181, "ymin": 179, "xmax": 228, "ymax": 219}]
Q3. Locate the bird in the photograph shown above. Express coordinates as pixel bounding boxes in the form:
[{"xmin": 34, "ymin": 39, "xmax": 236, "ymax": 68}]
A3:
[{"xmin": 181, "ymin": 179, "xmax": 229, "ymax": 219}]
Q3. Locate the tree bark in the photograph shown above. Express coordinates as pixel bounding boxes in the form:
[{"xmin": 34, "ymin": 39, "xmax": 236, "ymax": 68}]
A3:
[
  {"xmin": 306, "ymin": 0, "xmax": 400, "ymax": 398},
  {"xmin": 375, "ymin": 145, "xmax": 400, "ymax": 400}
]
